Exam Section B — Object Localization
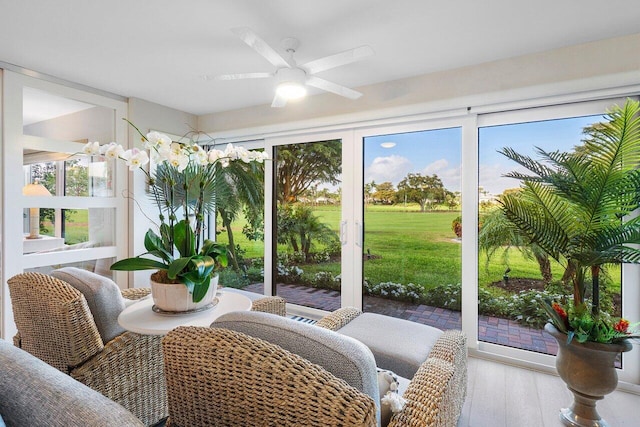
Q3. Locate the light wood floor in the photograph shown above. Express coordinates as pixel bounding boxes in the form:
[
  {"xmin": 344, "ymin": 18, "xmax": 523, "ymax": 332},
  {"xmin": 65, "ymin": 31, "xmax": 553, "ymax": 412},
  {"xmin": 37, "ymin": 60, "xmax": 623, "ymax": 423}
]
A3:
[{"xmin": 458, "ymin": 356, "xmax": 640, "ymax": 426}]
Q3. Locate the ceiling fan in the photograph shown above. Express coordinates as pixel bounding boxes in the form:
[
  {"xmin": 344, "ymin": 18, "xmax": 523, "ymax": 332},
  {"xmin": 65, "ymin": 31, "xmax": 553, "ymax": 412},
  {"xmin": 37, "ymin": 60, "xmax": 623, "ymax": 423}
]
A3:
[{"xmin": 213, "ymin": 27, "xmax": 374, "ymax": 107}]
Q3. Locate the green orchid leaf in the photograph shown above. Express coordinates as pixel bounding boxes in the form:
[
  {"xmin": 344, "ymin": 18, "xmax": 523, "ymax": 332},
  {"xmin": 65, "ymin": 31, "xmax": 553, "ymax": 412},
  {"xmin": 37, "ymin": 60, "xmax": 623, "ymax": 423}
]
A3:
[
  {"xmin": 167, "ymin": 256, "xmax": 193, "ymax": 279},
  {"xmin": 189, "ymin": 256, "xmax": 215, "ymax": 277},
  {"xmin": 110, "ymin": 257, "xmax": 167, "ymax": 271},
  {"xmin": 144, "ymin": 229, "xmax": 173, "ymax": 262},
  {"xmin": 191, "ymin": 284, "xmax": 210, "ymax": 303},
  {"xmin": 174, "ymin": 220, "xmax": 196, "ymax": 258},
  {"xmin": 143, "ymin": 229, "xmax": 161, "ymax": 251}
]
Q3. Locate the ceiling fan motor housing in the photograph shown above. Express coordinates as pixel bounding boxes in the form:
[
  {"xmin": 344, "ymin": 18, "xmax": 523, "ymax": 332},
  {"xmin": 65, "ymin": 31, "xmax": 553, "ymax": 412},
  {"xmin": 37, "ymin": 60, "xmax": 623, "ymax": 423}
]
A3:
[{"xmin": 276, "ymin": 67, "xmax": 306, "ymax": 85}]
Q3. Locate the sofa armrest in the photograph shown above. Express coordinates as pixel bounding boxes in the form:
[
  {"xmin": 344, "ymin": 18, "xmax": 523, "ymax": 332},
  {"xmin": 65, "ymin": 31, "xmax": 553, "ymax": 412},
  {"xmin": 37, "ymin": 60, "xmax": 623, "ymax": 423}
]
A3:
[
  {"xmin": 0, "ymin": 339, "xmax": 144, "ymax": 427},
  {"xmin": 251, "ymin": 296, "xmax": 287, "ymax": 316},
  {"xmin": 388, "ymin": 330, "xmax": 467, "ymax": 427},
  {"xmin": 70, "ymin": 331, "xmax": 168, "ymax": 426},
  {"xmin": 316, "ymin": 307, "xmax": 362, "ymax": 331},
  {"xmin": 388, "ymin": 358, "xmax": 458, "ymax": 427}
]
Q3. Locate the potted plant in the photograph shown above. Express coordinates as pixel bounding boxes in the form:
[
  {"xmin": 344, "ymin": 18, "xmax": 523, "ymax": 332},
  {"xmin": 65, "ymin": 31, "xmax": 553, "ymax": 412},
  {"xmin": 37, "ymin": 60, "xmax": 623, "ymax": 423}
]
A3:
[
  {"xmin": 83, "ymin": 121, "xmax": 267, "ymax": 312},
  {"xmin": 498, "ymin": 99, "xmax": 640, "ymax": 426}
]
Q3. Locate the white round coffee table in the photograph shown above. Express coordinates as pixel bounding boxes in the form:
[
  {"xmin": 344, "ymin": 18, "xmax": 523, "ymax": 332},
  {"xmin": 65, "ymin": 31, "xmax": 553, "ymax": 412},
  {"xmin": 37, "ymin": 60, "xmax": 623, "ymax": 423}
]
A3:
[{"xmin": 118, "ymin": 291, "xmax": 252, "ymax": 335}]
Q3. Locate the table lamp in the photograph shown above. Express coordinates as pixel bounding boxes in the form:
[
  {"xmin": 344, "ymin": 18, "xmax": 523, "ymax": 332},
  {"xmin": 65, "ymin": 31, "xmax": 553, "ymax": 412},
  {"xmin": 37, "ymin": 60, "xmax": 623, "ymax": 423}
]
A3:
[{"xmin": 22, "ymin": 182, "xmax": 52, "ymax": 239}]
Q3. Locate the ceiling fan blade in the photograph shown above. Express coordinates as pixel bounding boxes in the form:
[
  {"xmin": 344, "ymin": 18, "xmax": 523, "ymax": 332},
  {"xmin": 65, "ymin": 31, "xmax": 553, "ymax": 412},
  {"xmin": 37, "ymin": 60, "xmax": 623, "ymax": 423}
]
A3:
[
  {"xmin": 271, "ymin": 93, "xmax": 288, "ymax": 108},
  {"xmin": 306, "ymin": 76, "xmax": 363, "ymax": 100},
  {"xmin": 302, "ymin": 45, "xmax": 374, "ymax": 74},
  {"xmin": 213, "ymin": 72, "xmax": 273, "ymax": 80},
  {"xmin": 231, "ymin": 27, "xmax": 291, "ymax": 69}
]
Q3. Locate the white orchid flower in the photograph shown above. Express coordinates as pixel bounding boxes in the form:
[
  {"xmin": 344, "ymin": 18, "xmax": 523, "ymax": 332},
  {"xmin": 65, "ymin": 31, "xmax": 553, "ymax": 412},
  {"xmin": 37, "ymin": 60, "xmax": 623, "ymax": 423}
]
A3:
[
  {"xmin": 121, "ymin": 148, "xmax": 149, "ymax": 170},
  {"xmin": 207, "ymin": 149, "xmax": 225, "ymax": 164},
  {"xmin": 82, "ymin": 141, "xmax": 100, "ymax": 155},
  {"xmin": 146, "ymin": 131, "xmax": 172, "ymax": 150},
  {"xmin": 102, "ymin": 143, "xmax": 125, "ymax": 159},
  {"xmin": 235, "ymin": 146, "xmax": 251, "ymax": 163},
  {"xmin": 195, "ymin": 148, "xmax": 209, "ymax": 166},
  {"xmin": 169, "ymin": 151, "xmax": 190, "ymax": 172},
  {"xmin": 169, "ymin": 142, "xmax": 183, "ymax": 156},
  {"xmin": 224, "ymin": 143, "xmax": 239, "ymax": 160},
  {"xmin": 151, "ymin": 144, "xmax": 171, "ymax": 163}
]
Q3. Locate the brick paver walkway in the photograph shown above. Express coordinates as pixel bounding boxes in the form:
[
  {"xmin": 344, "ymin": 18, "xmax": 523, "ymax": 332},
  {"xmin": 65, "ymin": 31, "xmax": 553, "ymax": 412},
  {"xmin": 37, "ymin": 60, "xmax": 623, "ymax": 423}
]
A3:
[{"xmin": 243, "ymin": 282, "xmax": 558, "ymax": 356}]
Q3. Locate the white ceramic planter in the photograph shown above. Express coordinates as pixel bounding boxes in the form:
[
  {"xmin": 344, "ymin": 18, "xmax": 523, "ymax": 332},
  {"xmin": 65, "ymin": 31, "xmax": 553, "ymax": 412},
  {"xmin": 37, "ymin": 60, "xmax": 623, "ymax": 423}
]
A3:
[{"xmin": 150, "ymin": 274, "xmax": 218, "ymax": 312}]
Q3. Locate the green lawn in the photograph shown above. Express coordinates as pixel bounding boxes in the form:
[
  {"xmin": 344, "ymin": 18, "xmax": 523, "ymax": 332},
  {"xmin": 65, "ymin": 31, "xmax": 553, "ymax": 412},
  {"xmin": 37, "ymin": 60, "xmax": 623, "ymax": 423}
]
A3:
[
  {"xmin": 215, "ymin": 204, "xmax": 621, "ymax": 291},
  {"xmin": 41, "ymin": 209, "xmax": 89, "ymax": 245}
]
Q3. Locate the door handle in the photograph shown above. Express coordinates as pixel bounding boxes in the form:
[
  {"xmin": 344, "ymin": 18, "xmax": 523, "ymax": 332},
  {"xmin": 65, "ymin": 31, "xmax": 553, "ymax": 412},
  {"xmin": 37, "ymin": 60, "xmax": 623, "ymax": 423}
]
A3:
[
  {"xmin": 340, "ymin": 220, "xmax": 348, "ymax": 246},
  {"xmin": 356, "ymin": 221, "xmax": 363, "ymax": 248}
]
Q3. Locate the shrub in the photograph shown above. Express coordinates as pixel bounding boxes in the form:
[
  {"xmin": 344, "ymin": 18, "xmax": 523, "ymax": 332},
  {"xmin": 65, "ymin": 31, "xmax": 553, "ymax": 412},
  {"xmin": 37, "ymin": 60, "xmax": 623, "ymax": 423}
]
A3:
[
  {"xmin": 423, "ymin": 283, "xmax": 461, "ymax": 311},
  {"xmin": 451, "ymin": 215, "xmax": 462, "ymax": 238},
  {"xmin": 312, "ymin": 271, "xmax": 341, "ymax": 290},
  {"xmin": 364, "ymin": 281, "xmax": 423, "ymax": 303},
  {"xmin": 218, "ymin": 268, "xmax": 250, "ymax": 289},
  {"xmin": 276, "ymin": 263, "xmax": 304, "ymax": 283}
]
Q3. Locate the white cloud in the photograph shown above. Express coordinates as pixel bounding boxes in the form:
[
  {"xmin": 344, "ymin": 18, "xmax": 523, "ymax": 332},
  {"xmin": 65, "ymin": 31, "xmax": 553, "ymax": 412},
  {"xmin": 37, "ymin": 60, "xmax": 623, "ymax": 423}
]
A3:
[
  {"xmin": 423, "ymin": 159, "xmax": 460, "ymax": 192},
  {"xmin": 479, "ymin": 163, "xmax": 525, "ymax": 195},
  {"xmin": 423, "ymin": 158, "xmax": 449, "ymax": 175},
  {"xmin": 365, "ymin": 155, "xmax": 412, "ymax": 185}
]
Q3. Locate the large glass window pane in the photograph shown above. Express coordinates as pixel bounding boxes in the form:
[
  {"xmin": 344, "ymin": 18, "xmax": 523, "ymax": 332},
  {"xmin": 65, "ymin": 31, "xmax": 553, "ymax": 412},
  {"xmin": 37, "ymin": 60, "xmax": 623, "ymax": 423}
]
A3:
[
  {"xmin": 477, "ymin": 114, "xmax": 620, "ymax": 355},
  {"xmin": 363, "ymin": 128, "xmax": 462, "ymax": 329},
  {"xmin": 22, "ymin": 207, "xmax": 116, "ymax": 250},
  {"xmin": 24, "ymin": 154, "xmax": 115, "ymax": 198},
  {"xmin": 213, "ymin": 148, "xmax": 266, "ymax": 295},
  {"xmin": 273, "ymin": 140, "xmax": 342, "ymax": 311}
]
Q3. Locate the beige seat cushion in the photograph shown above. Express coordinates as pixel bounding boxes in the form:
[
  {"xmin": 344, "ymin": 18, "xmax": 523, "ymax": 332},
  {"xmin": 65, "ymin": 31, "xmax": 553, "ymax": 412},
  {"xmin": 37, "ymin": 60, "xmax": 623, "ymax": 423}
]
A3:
[{"xmin": 337, "ymin": 312, "xmax": 443, "ymax": 378}]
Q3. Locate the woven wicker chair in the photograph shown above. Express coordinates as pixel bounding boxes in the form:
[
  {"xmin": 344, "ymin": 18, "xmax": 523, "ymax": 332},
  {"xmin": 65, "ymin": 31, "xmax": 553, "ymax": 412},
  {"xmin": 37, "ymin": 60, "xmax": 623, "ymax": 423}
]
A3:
[
  {"xmin": 7, "ymin": 272, "xmax": 168, "ymax": 426},
  {"xmin": 317, "ymin": 307, "xmax": 468, "ymax": 427},
  {"xmin": 162, "ymin": 326, "xmax": 377, "ymax": 427}
]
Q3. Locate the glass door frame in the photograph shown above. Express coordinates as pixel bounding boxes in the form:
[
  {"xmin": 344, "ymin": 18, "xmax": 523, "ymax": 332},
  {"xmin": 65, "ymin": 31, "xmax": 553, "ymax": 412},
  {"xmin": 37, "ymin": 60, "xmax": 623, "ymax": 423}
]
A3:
[
  {"xmin": 475, "ymin": 97, "xmax": 640, "ymax": 384},
  {"xmin": 353, "ymin": 115, "xmax": 472, "ymax": 316},
  {"xmin": 265, "ymin": 129, "xmax": 356, "ymax": 318}
]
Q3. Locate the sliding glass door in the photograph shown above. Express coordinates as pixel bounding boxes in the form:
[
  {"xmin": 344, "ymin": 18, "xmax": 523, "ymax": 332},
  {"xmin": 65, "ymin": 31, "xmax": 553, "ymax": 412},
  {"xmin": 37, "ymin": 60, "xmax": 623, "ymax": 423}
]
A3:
[
  {"xmin": 358, "ymin": 124, "xmax": 463, "ymax": 329},
  {"xmin": 268, "ymin": 136, "xmax": 344, "ymax": 313}
]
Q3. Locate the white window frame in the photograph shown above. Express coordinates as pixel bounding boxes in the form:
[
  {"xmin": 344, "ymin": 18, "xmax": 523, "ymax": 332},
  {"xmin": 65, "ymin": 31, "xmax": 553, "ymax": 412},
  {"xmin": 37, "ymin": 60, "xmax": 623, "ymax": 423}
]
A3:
[{"xmin": 1, "ymin": 70, "xmax": 128, "ymax": 340}]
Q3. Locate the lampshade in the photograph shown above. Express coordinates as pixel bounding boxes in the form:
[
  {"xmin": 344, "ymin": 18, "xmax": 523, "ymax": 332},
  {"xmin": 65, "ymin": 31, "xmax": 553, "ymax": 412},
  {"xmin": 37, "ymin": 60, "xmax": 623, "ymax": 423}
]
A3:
[
  {"xmin": 23, "ymin": 182, "xmax": 52, "ymax": 240},
  {"xmin": 22, "ymin": 183, "xmax": 52, "ymax": 197}
]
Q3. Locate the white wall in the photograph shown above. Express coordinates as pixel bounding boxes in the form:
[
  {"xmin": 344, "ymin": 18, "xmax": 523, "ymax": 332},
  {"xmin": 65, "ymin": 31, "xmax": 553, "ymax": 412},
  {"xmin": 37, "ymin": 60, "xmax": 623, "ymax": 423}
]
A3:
[
  {"xmin": 23, "ymin": 106, "xmax": 115, "ymax": 142},
  {"xmin": 198, "ymin": 32, "xmax": 640, "ymax": 134},
  {"xmin": 126, "ymin": 97, "xmax": 197, "ymax": 287}
]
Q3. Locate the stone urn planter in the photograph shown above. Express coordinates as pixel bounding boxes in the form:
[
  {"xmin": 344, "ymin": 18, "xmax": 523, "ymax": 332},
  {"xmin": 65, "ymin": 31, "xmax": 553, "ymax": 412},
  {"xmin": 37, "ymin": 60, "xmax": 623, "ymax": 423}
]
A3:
[
  {"xmin": 545, "ymin": 323, "xmax": 632, "ymax": 427},
  {"xmin": 150, "ymin": 272, "xmax": 219, "ymax": 313}
]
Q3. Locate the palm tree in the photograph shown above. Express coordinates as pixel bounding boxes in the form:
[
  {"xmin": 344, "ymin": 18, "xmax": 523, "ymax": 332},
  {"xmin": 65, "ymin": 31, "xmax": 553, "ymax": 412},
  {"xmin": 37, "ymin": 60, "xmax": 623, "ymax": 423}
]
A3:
[
  {"xmin": 499, "ymin": 99, "xmax": 640, "ymax": 315},
  {"xmin": 479, "ymin": 206, "xmax": 553, "ymax": 284},
  {"xmin": 214, "ymin": 159, "xmax": 264, "ymax": 271}
]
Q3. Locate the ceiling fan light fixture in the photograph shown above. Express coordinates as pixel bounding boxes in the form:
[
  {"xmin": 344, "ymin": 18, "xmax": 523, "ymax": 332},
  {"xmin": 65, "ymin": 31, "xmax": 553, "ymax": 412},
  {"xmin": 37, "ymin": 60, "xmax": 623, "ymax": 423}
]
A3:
[
  {"xmin": 276, "ymin": 81, "xmax": 307, "ymax": 99},
  {"xmin": 275, "ymin": 67, "xmax": 307, "ymax": 100}
]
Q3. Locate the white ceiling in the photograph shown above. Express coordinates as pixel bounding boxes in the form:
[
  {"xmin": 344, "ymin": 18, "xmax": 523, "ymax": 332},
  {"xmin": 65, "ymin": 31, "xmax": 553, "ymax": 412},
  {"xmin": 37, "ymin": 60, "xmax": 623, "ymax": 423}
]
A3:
[{"xmin": 1, "ymin": 0, "xmax": 640, "ymax": 116}]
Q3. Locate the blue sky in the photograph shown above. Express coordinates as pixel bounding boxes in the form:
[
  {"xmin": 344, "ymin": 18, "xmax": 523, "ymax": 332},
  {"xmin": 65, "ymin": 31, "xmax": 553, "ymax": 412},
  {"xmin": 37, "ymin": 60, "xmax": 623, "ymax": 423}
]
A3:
[
  {"xmin": 364, "ymin": 127, "xmax": 462, "ymax": 191},
  {"xmin": 363, "ymin": 114, "xmax": 604, "ymax": 195},
  {"xmin": 479, "ymin": 115, "xmax": 603, "ymax": 194}
]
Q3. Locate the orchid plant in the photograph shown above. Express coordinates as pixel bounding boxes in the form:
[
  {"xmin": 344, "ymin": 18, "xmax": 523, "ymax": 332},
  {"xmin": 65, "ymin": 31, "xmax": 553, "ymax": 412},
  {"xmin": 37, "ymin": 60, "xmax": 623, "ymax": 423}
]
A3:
[{"xmin": 82, "ymin": 120, "xmax": 267, "ymax": 302}]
